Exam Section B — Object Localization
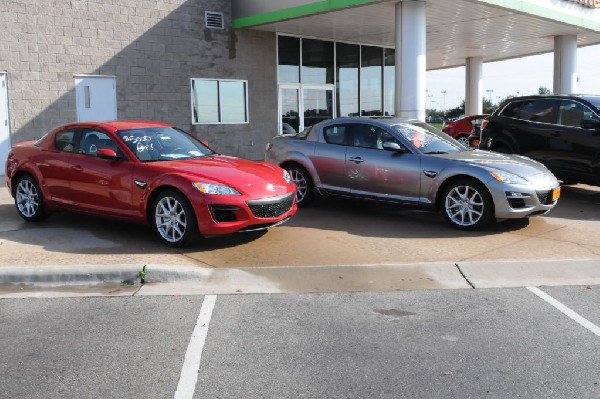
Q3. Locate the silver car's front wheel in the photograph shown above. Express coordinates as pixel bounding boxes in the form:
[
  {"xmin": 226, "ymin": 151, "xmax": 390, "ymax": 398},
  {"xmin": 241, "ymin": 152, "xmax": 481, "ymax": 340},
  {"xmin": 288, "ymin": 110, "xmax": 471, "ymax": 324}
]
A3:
[
  {"xmin": 286, "ymin": 164, "xmax": 313, "ymax": 207},
  {"xmin": 152, "ymin": 190, "xmax": 197, "ymax": 247},
  {"xmin": 442, "ymin": 179, "xmax": 493, "ymax": 230}
]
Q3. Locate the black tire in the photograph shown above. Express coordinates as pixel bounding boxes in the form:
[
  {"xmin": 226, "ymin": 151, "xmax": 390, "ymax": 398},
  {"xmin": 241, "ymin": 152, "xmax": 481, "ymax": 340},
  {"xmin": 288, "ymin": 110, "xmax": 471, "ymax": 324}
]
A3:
[
  {"xmin": 441, "ymin": 178, "xmax": 494, "ymax": 230},
  {"xmin": 285, "ymin": 164, "xmax": 314, "ymax": 207},
  {"xmin": 14, "ymin": 174, "xmax": 48, "ymax": 222},
  {"xmin": 151, "ymin": 190, "xmax": 198, "ymax": 247},
  {"xmin": 493, "ymin": 144, "xmax": 511, "ymax": 154}
]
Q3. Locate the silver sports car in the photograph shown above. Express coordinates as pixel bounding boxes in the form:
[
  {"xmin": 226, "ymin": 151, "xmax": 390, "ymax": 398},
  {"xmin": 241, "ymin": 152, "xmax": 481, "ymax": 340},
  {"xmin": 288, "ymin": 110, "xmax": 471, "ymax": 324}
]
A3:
[{"xmin": 265, "ymin": 117, "xmax": 561, "ymax": 230}]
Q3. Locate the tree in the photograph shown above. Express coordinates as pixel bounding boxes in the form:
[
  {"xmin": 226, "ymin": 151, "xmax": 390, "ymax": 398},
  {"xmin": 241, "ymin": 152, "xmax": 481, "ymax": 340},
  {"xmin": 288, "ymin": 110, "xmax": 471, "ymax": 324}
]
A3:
[
  {"xmin": 538, "ymin": 86, "xmax": 551, "ymax": 95},
  {"xmin": 482, "ymin": 98, "xmax": 496, "ymax": 114},
  {"xmin": 444, "ymin": 100, "xmax": 465, "ymax": 120}
]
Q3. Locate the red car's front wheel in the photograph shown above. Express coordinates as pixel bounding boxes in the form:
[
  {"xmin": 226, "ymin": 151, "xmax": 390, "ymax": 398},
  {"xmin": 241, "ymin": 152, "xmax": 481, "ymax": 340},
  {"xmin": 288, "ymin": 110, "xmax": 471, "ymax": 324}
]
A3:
[{"xmin": 152, "ymin": 190, "xmax": 198, "ymax": 247}]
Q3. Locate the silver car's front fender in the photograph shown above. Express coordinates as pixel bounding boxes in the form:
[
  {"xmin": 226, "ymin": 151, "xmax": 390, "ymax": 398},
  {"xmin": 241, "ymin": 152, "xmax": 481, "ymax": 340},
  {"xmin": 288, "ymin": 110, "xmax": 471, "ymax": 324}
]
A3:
[
  {"xmin": 265, "ymin": 143, "xmax": 322, "ymax": 187},
  {"xmin": 422, "ymin": 162, "xmax": 495, "ymax": 210}
]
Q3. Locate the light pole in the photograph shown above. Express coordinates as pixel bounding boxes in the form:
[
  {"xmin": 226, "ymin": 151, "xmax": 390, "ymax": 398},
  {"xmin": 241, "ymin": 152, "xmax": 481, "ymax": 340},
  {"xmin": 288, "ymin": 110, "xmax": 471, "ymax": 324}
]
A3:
[
  {"xmin": 441, "ymin": 90, "xmax": 446, "ymax": 113},
  {"xmin": 486, "ymin": 89, "xmax": 494, "ymax": 102}
]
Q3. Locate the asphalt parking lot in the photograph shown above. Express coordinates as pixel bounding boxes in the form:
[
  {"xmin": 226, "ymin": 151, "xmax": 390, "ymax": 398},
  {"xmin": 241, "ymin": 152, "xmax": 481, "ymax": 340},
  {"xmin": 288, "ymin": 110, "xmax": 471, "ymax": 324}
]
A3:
[
  {"xmin": 1, "ymin": 176, "xmax": 600, "ymax": 293},
  {"xmin": 2, "ymin": 287, "xmax": 600, "ymax": 398}
]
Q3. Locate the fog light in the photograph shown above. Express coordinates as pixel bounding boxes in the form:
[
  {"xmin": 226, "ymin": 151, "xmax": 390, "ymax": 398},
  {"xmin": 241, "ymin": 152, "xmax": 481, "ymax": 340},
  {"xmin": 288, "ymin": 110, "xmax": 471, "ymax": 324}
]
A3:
[{"xmin": 505, "ymin": 191, "xmax": 531, "ymax": 198}]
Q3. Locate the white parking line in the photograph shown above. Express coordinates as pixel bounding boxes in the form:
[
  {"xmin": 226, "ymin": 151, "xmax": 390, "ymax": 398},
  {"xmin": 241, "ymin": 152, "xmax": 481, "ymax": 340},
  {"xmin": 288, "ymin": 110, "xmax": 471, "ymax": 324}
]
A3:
[
  {"xmin": 527, "ymin": 287, "xmax": 600, "ymax": 337},
  {"xmin": 174, "ymin": 295, "xmax": 217, "ymax": 399}
]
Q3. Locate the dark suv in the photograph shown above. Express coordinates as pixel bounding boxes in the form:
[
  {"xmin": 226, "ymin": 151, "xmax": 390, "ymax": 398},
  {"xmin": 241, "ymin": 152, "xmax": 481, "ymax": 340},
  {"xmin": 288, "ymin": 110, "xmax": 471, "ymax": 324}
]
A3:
[{"xmin": 478, "ymin": 94, "xmax": 600, "ymax": 185}]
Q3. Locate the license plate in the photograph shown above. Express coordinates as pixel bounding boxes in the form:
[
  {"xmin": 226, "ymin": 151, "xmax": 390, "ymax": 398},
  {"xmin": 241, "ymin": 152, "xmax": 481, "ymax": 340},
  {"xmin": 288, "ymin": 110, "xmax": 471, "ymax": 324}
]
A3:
[{"xmin": 552, "ymin": 187, "xmax": 561, "ymax": 201}]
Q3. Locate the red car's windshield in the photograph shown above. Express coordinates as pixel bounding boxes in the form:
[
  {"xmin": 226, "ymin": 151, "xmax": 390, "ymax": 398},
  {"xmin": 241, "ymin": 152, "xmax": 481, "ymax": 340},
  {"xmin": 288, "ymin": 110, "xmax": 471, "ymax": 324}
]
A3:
[{"xmin": 117, "ymin": 127, "xmax": 214, "ymax": 162}]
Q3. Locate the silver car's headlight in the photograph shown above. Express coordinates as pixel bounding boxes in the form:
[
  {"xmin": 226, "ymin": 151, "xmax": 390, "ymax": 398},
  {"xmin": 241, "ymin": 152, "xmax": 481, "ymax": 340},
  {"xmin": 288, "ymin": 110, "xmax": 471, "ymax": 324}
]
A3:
[
  {"xmin": 193, "ymin": 182, "xmax": 240, "ymax": 195},
  {"xmin": 489, "ymin": 170, "xmax": 529, "ymax": 185},
  {"xmin": 283, "ymin": 170, "xmax": 292, "ymax": 184}
]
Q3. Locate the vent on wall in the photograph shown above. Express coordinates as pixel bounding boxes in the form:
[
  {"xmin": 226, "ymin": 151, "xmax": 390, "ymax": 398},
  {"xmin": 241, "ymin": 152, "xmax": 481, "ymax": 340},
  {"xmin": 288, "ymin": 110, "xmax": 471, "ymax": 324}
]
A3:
[{"xmin": 205, "ymin": 11, "xmax": 224, "ymax": 29}]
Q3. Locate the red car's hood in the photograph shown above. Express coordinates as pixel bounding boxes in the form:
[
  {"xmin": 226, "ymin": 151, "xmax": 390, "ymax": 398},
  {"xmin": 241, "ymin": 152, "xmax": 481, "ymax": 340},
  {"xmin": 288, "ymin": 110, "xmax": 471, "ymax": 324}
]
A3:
[{"xmin": 149, "ymin": 155, "xmax": 291, "ymax": 197}]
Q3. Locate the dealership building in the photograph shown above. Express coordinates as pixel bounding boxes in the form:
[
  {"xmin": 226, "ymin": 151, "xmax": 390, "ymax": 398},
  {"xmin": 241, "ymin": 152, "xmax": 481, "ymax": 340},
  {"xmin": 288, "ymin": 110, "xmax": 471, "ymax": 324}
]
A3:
[{"xmin": 2, "ymin": 0, "xmax": 600, "ymax": 171}]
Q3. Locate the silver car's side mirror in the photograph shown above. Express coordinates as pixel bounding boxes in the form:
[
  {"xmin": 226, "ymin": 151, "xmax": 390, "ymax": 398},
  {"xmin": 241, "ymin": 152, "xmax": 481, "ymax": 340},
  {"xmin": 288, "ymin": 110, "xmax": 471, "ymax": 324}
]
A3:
[{"xmin": 382, "ymin": 141, "xmax": 406, "ymax": 152}]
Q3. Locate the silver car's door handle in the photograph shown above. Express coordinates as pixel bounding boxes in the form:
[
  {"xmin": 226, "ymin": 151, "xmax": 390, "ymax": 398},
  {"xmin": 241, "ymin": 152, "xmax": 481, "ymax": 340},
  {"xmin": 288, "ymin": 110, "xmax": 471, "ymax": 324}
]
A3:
[{"xmin": 348, "ymin": 157, "xmax": 364, "ymax": 164}]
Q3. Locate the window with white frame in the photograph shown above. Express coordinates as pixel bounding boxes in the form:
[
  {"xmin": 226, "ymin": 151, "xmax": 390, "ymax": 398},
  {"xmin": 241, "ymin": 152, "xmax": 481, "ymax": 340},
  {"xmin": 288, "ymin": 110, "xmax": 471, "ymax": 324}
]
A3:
[{"xmin": 191, "ymin": 78, "xmax": 248, "ymax": 124}]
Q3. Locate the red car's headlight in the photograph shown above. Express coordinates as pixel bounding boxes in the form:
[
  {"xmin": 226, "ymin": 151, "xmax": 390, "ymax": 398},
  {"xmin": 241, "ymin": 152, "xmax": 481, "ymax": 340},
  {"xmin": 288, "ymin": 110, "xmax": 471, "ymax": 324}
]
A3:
[
  {"xmin": 192, "ymin": 182, "xmax": 240, "ymax": 195},
  {"xmin": 283, "ymin": 170, "xmax": 292, "ymax": 184}
]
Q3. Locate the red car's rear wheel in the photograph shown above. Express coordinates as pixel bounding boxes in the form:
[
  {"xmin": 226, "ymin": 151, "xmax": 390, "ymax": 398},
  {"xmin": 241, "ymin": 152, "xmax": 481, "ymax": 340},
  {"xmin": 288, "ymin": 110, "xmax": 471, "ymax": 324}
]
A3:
[{"xmin": 14, "ymin": 175, "xmax": 48, "ymax": 222}]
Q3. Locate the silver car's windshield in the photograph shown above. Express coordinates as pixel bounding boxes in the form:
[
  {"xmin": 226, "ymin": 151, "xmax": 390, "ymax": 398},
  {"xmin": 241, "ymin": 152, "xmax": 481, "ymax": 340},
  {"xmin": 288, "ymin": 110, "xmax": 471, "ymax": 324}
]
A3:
[
  {"xmin": 392, "ymin": 123, "xmax": 463, "ymax": 154},
  {"xmin": 117, "ymin": 127, "xmax": 214, "ymax": 162}
]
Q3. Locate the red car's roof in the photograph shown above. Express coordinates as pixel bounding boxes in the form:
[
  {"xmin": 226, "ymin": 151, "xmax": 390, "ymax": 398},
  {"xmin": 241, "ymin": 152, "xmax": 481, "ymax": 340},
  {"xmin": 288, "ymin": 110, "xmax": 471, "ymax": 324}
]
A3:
[{"xmin": 56, "ymin": 120, "xmax": 173, "ymax": 132}]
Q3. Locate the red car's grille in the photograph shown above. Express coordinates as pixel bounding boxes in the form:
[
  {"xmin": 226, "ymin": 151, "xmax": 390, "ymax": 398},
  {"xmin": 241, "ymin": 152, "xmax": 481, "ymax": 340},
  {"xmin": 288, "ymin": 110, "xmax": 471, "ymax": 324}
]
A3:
[{"xmin": 246, "ymin": 192, "xmax": 294, "ymax": 218}]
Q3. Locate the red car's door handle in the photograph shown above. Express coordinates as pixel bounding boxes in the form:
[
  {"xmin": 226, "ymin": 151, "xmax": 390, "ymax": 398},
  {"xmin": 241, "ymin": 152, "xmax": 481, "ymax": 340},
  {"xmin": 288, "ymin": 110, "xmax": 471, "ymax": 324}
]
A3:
[
  {"xmin": 348, "ymin": 157, "xmax": 364, "ymax": 164},
  {"xmin": 71, "ymin": 165, "xmax": 83, "ymax": 172},
  {"xmin": 551, "ymin": 131, "xmax": 561, "ymax": 137}
]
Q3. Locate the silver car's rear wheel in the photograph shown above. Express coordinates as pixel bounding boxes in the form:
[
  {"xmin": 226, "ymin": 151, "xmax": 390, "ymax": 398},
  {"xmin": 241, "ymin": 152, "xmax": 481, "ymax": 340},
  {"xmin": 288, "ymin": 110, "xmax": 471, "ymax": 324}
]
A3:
[
  {"xmin": 442, "ymin": 179, "xmax": 493, "ymax": 230},
  {"xmin": 152, "ymin": 190, "xmax": 197, "ymax": 247},
  {"xmin": 286, "ymin": 164, "xmax": 313, "ymax": 207},
  {"xmin": 15, "ymin": 175, "xmax": 47, "ymax": 222}
]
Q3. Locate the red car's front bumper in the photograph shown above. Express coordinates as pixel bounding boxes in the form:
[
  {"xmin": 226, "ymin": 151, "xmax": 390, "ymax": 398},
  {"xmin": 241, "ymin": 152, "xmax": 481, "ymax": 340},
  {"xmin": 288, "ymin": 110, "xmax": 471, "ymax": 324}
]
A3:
[{"xmin": 192, "ymin": 191, "xmax": 297, "ymax": 235}]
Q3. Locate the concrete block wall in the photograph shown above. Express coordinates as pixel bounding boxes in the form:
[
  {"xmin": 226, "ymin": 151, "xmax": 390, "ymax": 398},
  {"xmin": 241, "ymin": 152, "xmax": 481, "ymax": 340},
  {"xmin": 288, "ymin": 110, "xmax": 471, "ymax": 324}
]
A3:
[{"xmin": 0, "ymin": 0, "xmax": 278, "ymax": 160}]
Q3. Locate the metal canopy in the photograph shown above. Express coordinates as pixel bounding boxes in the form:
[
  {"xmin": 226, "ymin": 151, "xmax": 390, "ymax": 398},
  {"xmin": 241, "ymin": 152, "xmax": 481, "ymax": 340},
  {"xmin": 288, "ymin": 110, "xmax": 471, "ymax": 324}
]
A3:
[{"xmin": 235, "ymin": 0, "xmax": 600, "ymax": 70}]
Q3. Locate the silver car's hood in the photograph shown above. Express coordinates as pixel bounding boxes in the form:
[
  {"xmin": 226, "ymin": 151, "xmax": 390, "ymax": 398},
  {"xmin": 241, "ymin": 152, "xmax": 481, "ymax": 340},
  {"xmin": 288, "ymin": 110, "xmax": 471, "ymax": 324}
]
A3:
[{"xmin": 436, "ymin": 150, "xmax": 553, "ymax": 178}]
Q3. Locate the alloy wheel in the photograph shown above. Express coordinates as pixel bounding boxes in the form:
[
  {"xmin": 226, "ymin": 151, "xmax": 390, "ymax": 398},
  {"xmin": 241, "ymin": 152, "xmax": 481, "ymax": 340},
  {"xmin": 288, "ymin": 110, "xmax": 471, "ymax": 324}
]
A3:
[
  {"xmin": 289, "ymin": 169, "xmax": 307, "ymax": 204},
  {"xmin": 457, "ymin": 136, "xmax": 470, "ymax": 147},
  {"xmin": 16, "ymin": 179, "xmax": 39, "ymax": 218},
  {"xmin": 444, "ymin": 185, "xmax": 484, "ymax": 227},
  {"xmin": 155, "ymin": 196, "xmax": 187, "ymax": 243}
]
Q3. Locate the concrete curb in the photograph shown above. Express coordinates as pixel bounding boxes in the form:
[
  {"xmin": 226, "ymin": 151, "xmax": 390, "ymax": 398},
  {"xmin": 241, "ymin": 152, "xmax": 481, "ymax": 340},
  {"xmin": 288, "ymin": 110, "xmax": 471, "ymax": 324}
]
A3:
[
  {"xmin": 457, "ymin": 258, "xmax": 600, "ymax": 288},
  {"xmin": 1, "ymin": 259, "xmax": 599, "ymax": 296},
  {"xmin": 0, "ymin": 264, "xmax": 212, "ymax": 286}
]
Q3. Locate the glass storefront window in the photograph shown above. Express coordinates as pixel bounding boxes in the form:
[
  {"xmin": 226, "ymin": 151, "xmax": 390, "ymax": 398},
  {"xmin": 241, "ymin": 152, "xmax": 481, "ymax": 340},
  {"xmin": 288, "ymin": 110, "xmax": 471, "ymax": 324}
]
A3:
[
  {"xmin": 361, "ymin": 46, "xmax": 383, "ymax": 117},
  {"xmin": 302, "ymin": 39, "xmax": 334, "ymax": 84},
  {"xmin": 281, "ymin": 88, "xmax": 300, "ymax": 134},
  {"xmin": 277, "ymin": 35, "xmax": 397, "ymax": 132},
  {"xmin": 303, "ymin": 88, "xmax": 333, "ymax": 128},
  {"xmin": 384, "ymin": 48, "xmax": 395, "ymax": 117},
  {"xmin": 278, "ymin": 36, "xmax": 300, "ymax": 83},
  {"xmin": 336, "ymin": 43, "xmax": 359, "ymax": 118}
]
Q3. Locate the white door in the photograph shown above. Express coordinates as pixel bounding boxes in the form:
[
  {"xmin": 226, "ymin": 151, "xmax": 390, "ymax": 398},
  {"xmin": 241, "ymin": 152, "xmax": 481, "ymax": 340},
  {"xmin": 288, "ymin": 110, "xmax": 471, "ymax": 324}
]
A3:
[
  {"xmin": 75, "ymin": 75, "xmax": 117, "ymax": 122},
  {"xmin": 0, "ymin": 73, "xmax": 10, "ymax": 175}
]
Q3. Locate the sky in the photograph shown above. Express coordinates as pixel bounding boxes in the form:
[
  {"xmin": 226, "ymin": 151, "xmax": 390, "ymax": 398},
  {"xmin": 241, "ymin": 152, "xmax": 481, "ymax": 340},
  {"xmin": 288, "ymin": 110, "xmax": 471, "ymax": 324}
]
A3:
[{"xmin": 426, "ymin": 43, "xmax": 600, "ymax": 111}]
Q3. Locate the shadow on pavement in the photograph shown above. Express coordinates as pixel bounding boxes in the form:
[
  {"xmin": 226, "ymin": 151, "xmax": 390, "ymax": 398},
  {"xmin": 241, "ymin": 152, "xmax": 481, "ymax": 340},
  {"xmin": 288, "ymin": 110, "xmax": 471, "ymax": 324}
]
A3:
[
  {"xmin": 0, "ymin": 205, "xmax": 268, "ymax": 256},
  {"xmin": 287, "ymin": 196, "xmax": 532, "ymax": 239}
]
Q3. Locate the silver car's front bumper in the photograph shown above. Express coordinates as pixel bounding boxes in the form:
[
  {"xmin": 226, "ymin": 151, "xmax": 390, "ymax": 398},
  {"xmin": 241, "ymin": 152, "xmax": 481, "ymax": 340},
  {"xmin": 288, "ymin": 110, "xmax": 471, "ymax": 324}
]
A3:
[{"xmin": 487, "ymin": 179, "xmax": 560, "ymax": 219}]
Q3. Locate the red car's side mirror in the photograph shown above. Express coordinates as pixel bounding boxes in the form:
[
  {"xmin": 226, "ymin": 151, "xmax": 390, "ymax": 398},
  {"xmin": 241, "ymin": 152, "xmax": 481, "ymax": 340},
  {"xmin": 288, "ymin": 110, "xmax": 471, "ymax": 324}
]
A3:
[{"xmin": 96, "ymin": 148, "xmax": 120, "ymax": 160}]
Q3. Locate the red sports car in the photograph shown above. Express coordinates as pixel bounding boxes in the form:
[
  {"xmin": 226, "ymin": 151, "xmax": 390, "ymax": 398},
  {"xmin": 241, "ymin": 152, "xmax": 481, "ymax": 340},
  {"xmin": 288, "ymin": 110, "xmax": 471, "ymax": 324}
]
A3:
[
  {"xmin": 442, "ymin": 114, "xmax": 489, "ymax": 147},
  {"xmin": 5, "ymin": 121, "xmax": 297, "ymax": 246}
]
